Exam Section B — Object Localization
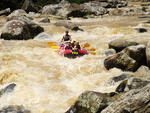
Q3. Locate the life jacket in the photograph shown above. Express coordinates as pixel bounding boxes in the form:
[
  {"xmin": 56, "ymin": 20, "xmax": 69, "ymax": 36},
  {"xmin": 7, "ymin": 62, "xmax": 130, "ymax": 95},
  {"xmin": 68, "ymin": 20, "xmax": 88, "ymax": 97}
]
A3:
[{"xmin": 63, "ymin": 35, "xmax": 70, "ymax": 41}]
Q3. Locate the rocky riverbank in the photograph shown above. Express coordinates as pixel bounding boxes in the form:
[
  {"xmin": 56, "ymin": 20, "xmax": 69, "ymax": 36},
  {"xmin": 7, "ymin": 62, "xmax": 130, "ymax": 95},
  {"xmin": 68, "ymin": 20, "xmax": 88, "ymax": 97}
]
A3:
[{"xmin": 0, "ymin": 0, "xmax": 150, "ymax": 113}]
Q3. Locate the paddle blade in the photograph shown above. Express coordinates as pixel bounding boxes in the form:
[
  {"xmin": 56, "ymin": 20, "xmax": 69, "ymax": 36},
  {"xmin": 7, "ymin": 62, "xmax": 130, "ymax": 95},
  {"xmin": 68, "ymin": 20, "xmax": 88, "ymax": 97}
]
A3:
[
  {"xmin": 51, "ymin": 46, "xmax": 59, "ymax": 49},
  {"xmin": 47, "ymin": 42, "xmax": 57, "ymax": 47}
]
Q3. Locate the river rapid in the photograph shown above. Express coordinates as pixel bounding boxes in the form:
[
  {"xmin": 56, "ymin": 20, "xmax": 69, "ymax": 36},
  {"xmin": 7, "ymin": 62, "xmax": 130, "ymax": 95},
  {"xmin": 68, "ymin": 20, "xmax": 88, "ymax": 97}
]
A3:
[{"xmin": 0, "ymin": 15, "xmax": 150, "ymax": 113}]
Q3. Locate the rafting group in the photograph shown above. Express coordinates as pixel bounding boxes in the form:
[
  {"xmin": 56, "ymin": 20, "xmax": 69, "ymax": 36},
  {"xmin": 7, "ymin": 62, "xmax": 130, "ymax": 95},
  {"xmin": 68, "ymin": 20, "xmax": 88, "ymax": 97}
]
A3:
[{"xmin": 59, "ymin": 31, "xmax": 88, "ymax": 58}]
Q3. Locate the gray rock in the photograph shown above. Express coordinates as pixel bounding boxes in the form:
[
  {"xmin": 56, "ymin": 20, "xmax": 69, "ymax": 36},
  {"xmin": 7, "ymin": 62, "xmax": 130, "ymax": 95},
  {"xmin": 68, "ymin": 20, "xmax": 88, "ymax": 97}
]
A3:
[
  {"xmin": 123, "ymin": 45, "xmax": 147, "ymax": 66},
  {"xmin": 135, "ymin": 28, "xmax": 147, "ymax": 33},
  {"xmin": 0, "ymin": 83, "xmax": 16, "ymax": 96},
  {"xmin": 0, "ymin": 105, "xmax": 30, "ymax": 113},
  {"xmin": 135, "ymin": 65, "xmax": 150, "ymax": 80},
  {"xmin": 102, "ymin": 84, "xmax": 150, "ymax": 113},
  {"xmin": 1, "ymin": 20, "xmax": 30, "ymax": 40},
  {"xmin": 66, "ymin": 91, "xmax": 115, "ymax": 113},
  {"xmin": 104, "ymin": 52, "xmax": 138, "ymax": 72},
  {"xmin": 104, "ymin": 45, "xmax": 146, "ymax": 71},
  {"xmin": 42, "ymin": 0, "xmax": 109, "ymax": 17},
  {"xmin": 0, "ymin": 8, "xmax": 11, "ymax": 16},
  {"xmin": 1, "ymin": 18, "xmax": 44, "ymax": 40},
  {"xmin": 7, "ymin": 9, "xmax": 28, "ymax": 21},
  {"xmin": 39, "ymin": 18, "xmax": 50, "ymax": 23},
  {"xmin": 21, "ymin": 0, "xmax": 40, "ymax": 13},
  {"xmin": 34, "ymin": 32, "xmax": 52, "ymax": 40},
  {"xmin": 102, "ymin": 49, "xmax": 116, "ymax": 56},
  {"xmin": 116, "ymin": 77, "xmax": 150, "ymax": 93},
  {"xmin": 109, "ymin": 39, "xmax": 138, "ymax": 52},
  {"xmin": 146, "ymin": 41, "xmax": 150, "ymax": 67},
  {"xmin": 112, "ymin": 73, "xmax": 130, "ymax": 83},
  {"xmin": 82, "ymin": 2, "xmax": 108, "ymax": 16}
]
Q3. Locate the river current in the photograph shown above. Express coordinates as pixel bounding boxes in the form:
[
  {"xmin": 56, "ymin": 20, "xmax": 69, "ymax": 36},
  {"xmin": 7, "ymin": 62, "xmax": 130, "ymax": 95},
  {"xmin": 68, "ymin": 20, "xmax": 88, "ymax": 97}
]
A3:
[{"xmin": 0, "ymin": 15, "xmax": 149, "ymax": 113}]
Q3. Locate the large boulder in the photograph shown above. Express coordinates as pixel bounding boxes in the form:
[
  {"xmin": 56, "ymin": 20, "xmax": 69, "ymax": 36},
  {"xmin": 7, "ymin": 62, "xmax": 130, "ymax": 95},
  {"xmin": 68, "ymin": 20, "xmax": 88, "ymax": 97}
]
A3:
[
  {"xmin": 0, "ymin": 8, "xmax": 11, "ymax": 16},
  {"xmin": 0, "ymin": 105, "xmax": 30, "ymax": 113},
  {"xmin": 82, "ymin": 2, "xmax": 108, "ymax": 16},
  {"xmin": 146, "ymin": 41, "xmax": 150, "ymax": 67},
  {"xmin": 66, "ymin": 91, "xmax": 115, "ymax": 113},
  {"xmin": 102, "ymin": 83, "xmax": 150, "ymax": 113},
  {"xmin": 42, "ymin": 0, "xmax": 70, "ymax": 17},
  {"xmin": 123, "ymin": 45, "xmax": 147, "ymax": 66},
  {"xmin": 42, "ymin": 1, "xmax": 86, "ymax": 18},
  {"xmin": 1, "ymin": 18, "xmax": 44, "ymax": 40},
  {"xmin": 104, "ymin": 45, "xmax": 146, "ymax": 71},
  {"xmin": 116, "ymin": 77, "xmax": 150, "ymax": 93},
  {"xmin": 3, "ymin": 10, "xmax": 44, "ymax": 40},
  {"xmin": 21, "ymin": 0, "xmax": 40, "ymax": 13},
  {"xmin": 7, "ymin": 9, "xmax": 28, "ymax": 21},
  {"xmin": 104, "ymin": 52, "xmax": 138, "ymax": 71},
  {"xmin": 42, "ymin": 0, "xmax": 109, "ymax": 17},
  {"xmin": 135, "ymin": 65, "xmax": 150, "ymax": 80},
  {"xmin": 109, "ymin": 39, "xmax": 138, "ymax": 52}
]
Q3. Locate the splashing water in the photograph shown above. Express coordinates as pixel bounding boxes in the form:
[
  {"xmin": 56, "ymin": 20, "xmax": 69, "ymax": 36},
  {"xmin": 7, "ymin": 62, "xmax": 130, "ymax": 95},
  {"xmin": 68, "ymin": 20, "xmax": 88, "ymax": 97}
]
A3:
[{"xmin": 0, "ymin": 16, "xmax": 149, "ymax": 113}]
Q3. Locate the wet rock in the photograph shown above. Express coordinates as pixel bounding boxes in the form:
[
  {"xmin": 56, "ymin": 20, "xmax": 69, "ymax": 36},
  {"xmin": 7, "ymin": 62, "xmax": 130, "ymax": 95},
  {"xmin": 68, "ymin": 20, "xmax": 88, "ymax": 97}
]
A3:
[
  {"xmin": 104, "ymin": 52, "xmax": 138, "ymax": 72},
  {"xmin": 105, "ymin": 44, "xmax": 146, "ymax": 71},
  {"xmin": 112, "ymin": 73, "xmax": 130, "ymax": 83},
  {"xmin": 107, "ymin": 0, "xmax": 127, "ymax": 8},
  {"xmin": 42, "ymin": 0, "xmax": 70, "ymax": 17},
  {"xmin": 67, "ymin": 4, "xmax": 86, "ymax": 17},
  {"xmin": 42, "ymin": 0, "xmax": 109, "ymax": 17},
  {"xmin": 39, "ymin": 18, "xmax": 50, "ymax": 23},
  {"xmin": 116, "ymin": 77, "xmax": 150, "ymax": 93},
  {"xmin": 7, "ymin": 9, "xmax": 28, "ymax": 21},
  {"xmin": 0, "ymin": 105, "xmax": 30, "ymax": 113},
  {"xmin": 21, "ymin": 0, "xmax": 40, "ymax": 13},
  {"xmin": 66, "ymin": 91, "xmax": 115, "ymax": 113},
  {"xmin": 126, "ymin": 77, "xmax": 150, "ymax": 91},
  {"xmin": 115, "ymin": 80, "xmax": 128, "ymax": 93},
  {"xmin": 0, "ymin": 83, "xmax": 16, "ymax": 96},
  {"xmin": 0, "ymin": 8, "xmax": 11, "ymax": 16},
  {"xmin": 82, "ymin": 2, "xmax": 108, "ymax": 16},
  {"xmin": 54, "ymin": 21, "xmax": 83, "ymax": 31},
  {"xmin": 1, "ymin": 18, "xmax": 44, "ymax": 40},
  {"xmin": 27, "ymin": 12, "xmax": 41, "ymax": 18},
  {"xmin": 109, "ymin": 39, "xmax": 138, "ymax": 52},
  {"xmin": 135, "ymin": 65, "xmax": 150, "ymax": 80},
  {"xmin": 1, "ymin": 20, "xmax": 30, "ymax": 40},
  {"xmin": 135, "ymin": 28, "xmax": 147, "ymax": 33},
  {"xmin": 109, "ymin": 9, "xmax": 124, "ymax": 16},
  {"xmin": 34, "ymin": 32, "xmax": 52, "ymax": 40},
  {"xmin": 103, "ymin": 49, "xmax": 116, "ymax": 56},
  {"xmin": 123, "ymin": 45, "xmax": 147, "ymax": 66},
  {"xmin": 102, "ymin": 83, "xmax": 150, "ymax": 113},
  {"xmin": 146, "ymin": 41, "xmax": 150, "ymax": 67}
]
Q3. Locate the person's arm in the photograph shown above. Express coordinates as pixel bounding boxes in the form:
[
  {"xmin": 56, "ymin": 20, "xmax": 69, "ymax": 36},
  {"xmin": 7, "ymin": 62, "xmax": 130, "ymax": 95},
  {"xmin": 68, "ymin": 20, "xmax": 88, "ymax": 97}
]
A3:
[
  {"xmin": 69, "ymin": 35, "xmax": 72, "ymax": 41},
  {"xmin": 61, "ymin": 36, "xmax": 64, "ymax": 42}
]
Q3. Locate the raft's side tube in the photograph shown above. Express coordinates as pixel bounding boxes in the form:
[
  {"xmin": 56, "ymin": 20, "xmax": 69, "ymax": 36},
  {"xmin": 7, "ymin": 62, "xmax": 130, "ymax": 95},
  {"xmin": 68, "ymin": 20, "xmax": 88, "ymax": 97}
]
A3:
[
  {"xmin": 78, "ymin": 49, "xmax": 88, "ymax": 54},
  {"xmin": 59, "ymin": 50, "xmax": 72, "ymax": 55}
]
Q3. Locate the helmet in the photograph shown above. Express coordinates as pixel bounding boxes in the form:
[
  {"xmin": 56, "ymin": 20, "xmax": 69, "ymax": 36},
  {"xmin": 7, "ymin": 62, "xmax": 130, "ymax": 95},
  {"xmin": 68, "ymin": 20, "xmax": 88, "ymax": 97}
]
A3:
[{"xmin": 65, "ymin": 31, "xmax": 69, "ymax": 33}]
